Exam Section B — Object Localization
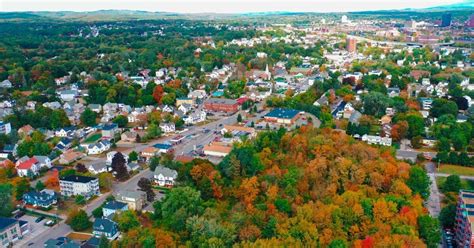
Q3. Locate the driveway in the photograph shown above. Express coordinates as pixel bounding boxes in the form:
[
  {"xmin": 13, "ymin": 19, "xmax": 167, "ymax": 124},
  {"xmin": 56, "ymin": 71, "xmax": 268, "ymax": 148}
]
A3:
[{"xmin": 14, "ymin": 214, "xmax": 58, "ymax": 247}]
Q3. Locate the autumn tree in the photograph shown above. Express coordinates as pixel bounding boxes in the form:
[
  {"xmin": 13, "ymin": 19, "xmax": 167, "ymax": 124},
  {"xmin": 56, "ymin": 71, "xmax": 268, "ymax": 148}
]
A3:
[
  {"xmin": 153, "ymin": 85, "xmax": 164, "ymax": 104},
  {"xmin": 67, "ymin": 209, "xmax": 91, "ymax": 231}
]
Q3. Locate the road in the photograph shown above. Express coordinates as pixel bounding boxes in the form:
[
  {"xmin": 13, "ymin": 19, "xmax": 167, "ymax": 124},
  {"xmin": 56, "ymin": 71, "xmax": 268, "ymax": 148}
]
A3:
[{"xmin": 425, "ymin": 162, "xmax": 441, "ymax": 217}]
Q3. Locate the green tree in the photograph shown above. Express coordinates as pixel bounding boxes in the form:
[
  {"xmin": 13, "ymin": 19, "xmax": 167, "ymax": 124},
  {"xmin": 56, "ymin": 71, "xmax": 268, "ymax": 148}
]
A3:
[
  {"xmin": 430, "ymin": 99, "xmax": 458, "ymax": 118},
  {"xmin": 237, "ymin": 113, "xmax": 242, "ymax": 123},
  {"xmin": 405, "ymin": 114, "xmax": 425, "ymax": 138},
  {"xmin": 328, "ymin": 239, "xmax": 348, "ymax": 248},
  {"xmin": 67, "ymin": 209, "xmax": 91, "ymax": 231},
  {"xmin": 362, "ymin": 92, "xmax": 389, "ymax": 117},
  {"xmin": 80, "ymin": 108, "xmax": 97, "ymax": 127},
  {"xmin": 98, "ymin": 235, "xmax": 110, "ymax": 248},
  {"xmin": 92, "ymin": 206, "xmax": 103, "ymax": 218},
  {"xmin": 443, "ymin": 175, "xmax": 461, "ymax": 193},
  {"xmin": 157, "ymin": 186, "xmax": 202, "ymax": 232},
  {"xmin": 75, "ymin": 195, "xmax": 86, "ymax": 205},
  {"xmin": 15, "ymin": 178, "xmax": 31, "ymax": 200},
  {"xmin": 418, "ymin": 215, "xmax": 441, "ymax": 248},
  {"xmin": 439, "ymin": 204, "xmax": 456, "ymax": 228},
  {"xmin": 35, "ymin": 181, "xmax": 45, "ymax": 191},
  {"xmin": 0, "ymin": 184, "xmax": 13, "ymax": 217},
  {"xmin": 128, "ymin": 151, "xmax": 138, "ymax": 162},
  {"xmin": 406, "ymin": 166, "xmax": 430, "ymax": 200},
  {"xmin": 113, "ymin": 115, "xmax": 128, "ymax": 128},
  {"xmin": 149, "ymin": 156, "xmax": 160, "ymax": 172},
  {"xmin": 411, "ymin": 136, "xmax": 423, "ymax": 149},
  {"xmin": 114, "ymin": 210, "xmax": 140, "ymax": 232}
]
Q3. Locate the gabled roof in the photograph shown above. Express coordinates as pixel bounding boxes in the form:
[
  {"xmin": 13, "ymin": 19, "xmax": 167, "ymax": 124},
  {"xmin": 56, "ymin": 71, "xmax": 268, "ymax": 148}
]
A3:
[
  {"xmin": 154, "ymin": 165, "xmax": 178, "ymax": 179},
  {"xmin": 17, "ymin": 157, "xmax": 38, "ymax": 170},
  {"xmin": 93, "ymin": 218, "xmax": 117, "ymax": 233},
  {"xmin": 103, "ymin": 200, "xmax": 127, "ymax": 210}
]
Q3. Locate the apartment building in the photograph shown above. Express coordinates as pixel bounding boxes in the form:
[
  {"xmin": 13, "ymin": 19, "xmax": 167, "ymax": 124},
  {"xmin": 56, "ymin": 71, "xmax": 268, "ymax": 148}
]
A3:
[{"xmin": 59, "ymin": 175, "xmax": 99, "ymax": 198}]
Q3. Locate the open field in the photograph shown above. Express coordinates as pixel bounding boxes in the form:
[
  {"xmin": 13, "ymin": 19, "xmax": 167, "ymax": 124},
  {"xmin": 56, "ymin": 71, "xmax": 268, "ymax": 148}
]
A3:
[{"xmin": 438, "ymin": 164, "xmax": 474, "ymax": 177}]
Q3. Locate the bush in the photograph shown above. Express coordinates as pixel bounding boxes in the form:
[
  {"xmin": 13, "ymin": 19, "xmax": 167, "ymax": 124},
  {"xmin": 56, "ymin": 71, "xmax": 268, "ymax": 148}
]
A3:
[{"xmin": 66, "ymin": 209, "xmax": 91, "ymax": 231}]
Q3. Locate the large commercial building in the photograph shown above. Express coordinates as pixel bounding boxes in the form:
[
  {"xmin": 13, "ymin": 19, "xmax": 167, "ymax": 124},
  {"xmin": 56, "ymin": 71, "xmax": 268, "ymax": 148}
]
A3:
[
  {"xmin": 454, "ymin": 190, "xmax": 474, "ymax": 247},
  {"xmin": 346, "ymin": 37, "xmax": 357, "ymax": 53},
  {"xmin": 264, "ymin": 108, "xmax": 302, "ymax": 125},
  {"xmin": 59, "ymin": 175, "xmax": 99, "ymax": 198},
  {"xmin": 204, "ymin": 98, "xmax": 239, "ymax": 113}
]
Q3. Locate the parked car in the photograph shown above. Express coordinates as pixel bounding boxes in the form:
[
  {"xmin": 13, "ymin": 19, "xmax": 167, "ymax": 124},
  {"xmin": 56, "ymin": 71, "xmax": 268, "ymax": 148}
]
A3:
[
  {"xmin": 44, "ymin": 220, "xmax": 56, "ymax": 226},
  {"xmin": 14, "ymin": 211, "xmax": 25, "ymax": 219},
  {"xmin": 35, "ymin": 216, "xmax": 45, "ymax": 223}
]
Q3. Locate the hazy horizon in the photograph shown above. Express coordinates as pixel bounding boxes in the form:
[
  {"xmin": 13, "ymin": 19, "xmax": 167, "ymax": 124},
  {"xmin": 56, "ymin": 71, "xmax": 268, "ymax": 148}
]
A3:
[{"xmin": 1, "ymin": 0, "xmax": 470, "ymax": 13}]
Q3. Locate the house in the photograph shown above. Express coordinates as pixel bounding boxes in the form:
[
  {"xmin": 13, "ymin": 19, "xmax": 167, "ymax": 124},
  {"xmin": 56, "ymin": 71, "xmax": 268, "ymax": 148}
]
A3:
[
  {"xmin": 154, "ymin": 166, "xmax": 178, "ymax": 187},
  {"xmin": 141, "ymin": 147, "xmax": 158, "ymax": 161},
  {"xmin": 0, "ymin": 122, "xmax": 11, "ymax": 135},
  {"xmin": 81, "ymin": 140, "xmax": 111, "ymax": 155},
  {"xmin": 17, "ymin": 125, "xmax": 34, "ymax": 137},
  {"xmin": 121, "ymin": 131, "xmax": 137, "ymax": 143},
  {"xmin": 178, "ymin": 103, "xmax": 192, "ymax": 114},
  {"xmin": 127, "ymin": 162, "xmax": 140, "ymax": 172},
  {"xmin": 114, "ymin": 190, "xmax": 146, "ymax": 211},
  {"xmin": 101, "ymin": 123, "xmax": 119, "ymax": 139},
  {"xmin": 204, "ymin": 98, "xmax": 239, "ymax": 113},
  {"xmin": 59, "ymin": 175, "xmax": 99, "ymax": 198},
  {"xmin": 176, "ymin": 97, "xmax": 194, "ymax": 107},
  {"xmin": 34, "ymin": 155, "xmax": 52, "ymax": 169},
  {"xmin": 361, "ymin": 134, "xmax": 392, "ymax": 146},
  {"xmin": 264, "ymin": 108, "xmax": 301, "ymax": 125},
  {"xmin": 87, "ymin": 163, "xmax": 109, "ymax": 175},
  {"xmin": 159, "ymin": 122, "xmax": 175, "ymax": 133},
  {"xmin": 0, "ymin": 217, "xmax": 29, "ymax": 247},
  {"xmin": 55, "ymin": 137, "xmax": 72, "ymax": 151},
  {"xmin": 44, "ymin": 237, "xmax": 80, "ymax": 248},
  {"xmin": 387, "ymin": 87, "xmax": 400, "ymax": 98},
  {"xmin": 16, "ymin": 157, "xmax": 40, "ymax": 177},
  {"xmin": 88, "ymin": 104, "xmax": 102, "ymax": 113},
  {"xmin": 419, "ymin": 97, "xmax": 433, "ymax": 110},
  {"xmin": 23, "ymin": 189, "xmax": 57, "ymax": 208},
  {"xmin": 187, "ymin": 89, "xmax": 207, "ymax": 101},
  {"xmin": 102, "ymin": 200, "xmax": 128, "ymax": 218},
  {"xmin": 184, "ymin": 111, "xmax": 206, "ymax": 125},
  {"xmin": 203, "ymin": 142, "xmax": 232, "ymax": 157},
  {"xmin": 0, "ymin": 79, "xmax": 12, "ymax": 89},
  {"xmin": 59, "ymin": 150, "xmax": 85, "ymax": 164},
  {"xmin": 93, "ymin": 218, "xmax": 119, "ymax": 240},
  {"xmin": 58, "ymin": 90, "xmax": 78, "ymax": 102},
  {"xmin": 55, "ymin": 127, "xmax": 76, "ymax": 138}
]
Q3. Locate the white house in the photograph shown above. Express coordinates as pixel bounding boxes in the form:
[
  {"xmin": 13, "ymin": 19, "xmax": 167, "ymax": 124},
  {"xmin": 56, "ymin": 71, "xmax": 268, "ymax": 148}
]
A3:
[
  {"xmin": 184, "ymin": 111, "xmax": 206, "ymax": 125},
  {"xmin": 58, "ymin": 90, "xmax": 78, "ymax": 102},
  {"xmin": 159, "ymin": 122, "xmax": 175, "ymax": 133},
  {"xmin": 361, "ymin": 134, "xmax": 392, "ymax": 146},
  {"xmin": 153, "ymin": 166, "xmax": 178, "ymax": 187},
  {"xmin": 81, "ymin": 140, "xmax": 111, "ymax": 155}
]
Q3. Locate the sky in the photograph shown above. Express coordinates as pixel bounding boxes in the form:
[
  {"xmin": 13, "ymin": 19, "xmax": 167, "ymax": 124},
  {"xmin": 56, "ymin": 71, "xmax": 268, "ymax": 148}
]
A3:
[{"xmin": 0, "ymin": 0, "xmax": 468, "ymax": 13}]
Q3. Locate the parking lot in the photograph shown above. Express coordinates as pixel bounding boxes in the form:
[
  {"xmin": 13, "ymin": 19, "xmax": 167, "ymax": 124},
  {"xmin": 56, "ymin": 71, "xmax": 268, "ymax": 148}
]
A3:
[{"xmin": 14, "ymin": 214, "xmax": 53, "ymax": 247}]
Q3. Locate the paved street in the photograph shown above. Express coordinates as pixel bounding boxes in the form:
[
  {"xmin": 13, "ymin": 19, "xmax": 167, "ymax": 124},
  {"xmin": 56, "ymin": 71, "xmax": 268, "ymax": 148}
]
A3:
[{"xmin": 425, "ymin": 162, "xmax": 441, "ymax": 217}]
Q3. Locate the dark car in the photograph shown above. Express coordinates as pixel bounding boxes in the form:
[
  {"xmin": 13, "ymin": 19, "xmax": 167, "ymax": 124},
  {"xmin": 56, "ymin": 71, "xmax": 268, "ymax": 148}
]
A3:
[
  {"xmin": 35, "ymin": 216, "xmax": 45, "ymax": 223},
  {"xmin": 14, "ymin": 211, "xmax": 25, "ymax": 219}
]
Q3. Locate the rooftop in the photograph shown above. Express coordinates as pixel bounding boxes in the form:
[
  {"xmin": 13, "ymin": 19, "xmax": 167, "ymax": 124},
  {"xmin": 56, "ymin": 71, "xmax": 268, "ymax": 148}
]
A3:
[
  {"xmin": 265, "ymin": 108, "xmax": 301, "ymax": 120},
  {"xmin": 0, "ymin": 217, "xmax": 18, "ymax": 231},
  {"xmin": 103, "ymin": 200, "xmax": 128, "ymax": 210},
  {"xmin": 60, "ymin": 175, "xmax": 97, "ymax": 183}
]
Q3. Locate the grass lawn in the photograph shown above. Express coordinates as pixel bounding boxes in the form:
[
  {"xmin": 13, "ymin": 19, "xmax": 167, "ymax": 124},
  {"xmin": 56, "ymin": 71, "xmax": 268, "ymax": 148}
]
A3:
[
  {"xmin": 84, "ymin": 133, "xmax": 102, "ymax": 143},
  {"xmin": 437, "ymin": 177, "xmax": 474, "ymax": 193},
  {"xmin": 438, "ymin": 164, "xmax": 474, "ymax": 177}
]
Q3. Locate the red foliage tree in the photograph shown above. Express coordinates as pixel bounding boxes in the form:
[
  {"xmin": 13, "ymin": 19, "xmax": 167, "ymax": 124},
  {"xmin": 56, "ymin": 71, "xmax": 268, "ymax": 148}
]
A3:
[{"xmin": 153, "ymin": 85, "xmax": 164, "ymax": 104}]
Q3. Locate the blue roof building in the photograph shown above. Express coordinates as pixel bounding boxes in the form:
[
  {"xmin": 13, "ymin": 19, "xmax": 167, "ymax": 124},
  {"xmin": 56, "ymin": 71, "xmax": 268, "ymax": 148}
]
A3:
[
  {"xmin": 264, "ymin": 108, "xmax": 301, "ymax": 123},
  {"xmin": 23, "ymin": 189, "xmax": 58, "ymax": 209},
  {"xmin": 93, "ymin": 218, "xmax": 119, "ymax": 240}
]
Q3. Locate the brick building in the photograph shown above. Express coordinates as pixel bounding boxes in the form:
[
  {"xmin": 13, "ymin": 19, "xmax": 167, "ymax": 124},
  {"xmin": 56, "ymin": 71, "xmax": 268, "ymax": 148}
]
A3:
[{"xmin": 204, "ymin": 98, "xmax": 239, "ymax": 113}]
